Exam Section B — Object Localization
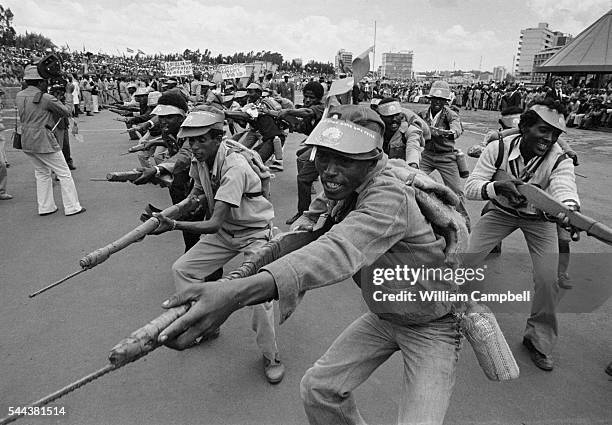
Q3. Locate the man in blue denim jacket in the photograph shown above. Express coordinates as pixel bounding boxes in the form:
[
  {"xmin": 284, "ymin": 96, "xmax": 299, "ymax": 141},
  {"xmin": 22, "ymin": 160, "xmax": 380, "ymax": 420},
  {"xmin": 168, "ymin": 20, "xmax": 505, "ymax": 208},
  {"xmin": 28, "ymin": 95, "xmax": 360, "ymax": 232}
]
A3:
[{"xmin": 158, "ymin": 105, "xmax": 466, "ymax": 425}]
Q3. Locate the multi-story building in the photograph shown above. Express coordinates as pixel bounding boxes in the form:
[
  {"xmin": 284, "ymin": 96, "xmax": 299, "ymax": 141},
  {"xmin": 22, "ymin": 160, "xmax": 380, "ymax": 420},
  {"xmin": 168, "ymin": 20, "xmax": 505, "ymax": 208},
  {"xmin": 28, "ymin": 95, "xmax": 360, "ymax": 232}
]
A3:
[
  {"xmin": 515, "ymin": 23, "xmax": 572, "ymax": 81},
  {"xmin": 531, "ymin": 46, "xmax": 565, "ymax": 84},
  {"xmin": 381, "ymin": 51, "xmax": 414, "ymax": 80},
  {"xmin": 334, "ymin": 49, "xmax": 353, "ymax": 72},
  {"xmin": 493, "ymin": 66, "xmax": 507, "ymax": 82}
]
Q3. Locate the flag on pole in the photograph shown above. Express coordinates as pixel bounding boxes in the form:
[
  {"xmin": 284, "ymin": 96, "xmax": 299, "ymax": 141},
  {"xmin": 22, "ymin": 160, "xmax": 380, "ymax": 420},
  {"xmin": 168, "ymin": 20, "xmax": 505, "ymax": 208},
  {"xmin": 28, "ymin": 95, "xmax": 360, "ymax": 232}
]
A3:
[
  {"xmin": 137, "ymin": 49, "xmax": 145, "ymax": 55},
  {"xmin": 126, "ymin": 47, "xmax": 134, "ymax": 53},
  {"xmin": 352, "ymin": 45, "xmax": 374, "ymax": 84},
  {"xmin": 325, "ymin": 78, "xmax": 354, "ymax": 102}
]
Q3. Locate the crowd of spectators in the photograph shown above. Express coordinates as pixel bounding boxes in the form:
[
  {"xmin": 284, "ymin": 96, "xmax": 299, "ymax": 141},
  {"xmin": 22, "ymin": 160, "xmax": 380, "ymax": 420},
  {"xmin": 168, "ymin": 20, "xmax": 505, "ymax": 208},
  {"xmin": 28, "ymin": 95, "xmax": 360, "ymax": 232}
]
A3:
[{"xmin": 1, "ymin": 46, "xmax": 611, "ymax": 129}]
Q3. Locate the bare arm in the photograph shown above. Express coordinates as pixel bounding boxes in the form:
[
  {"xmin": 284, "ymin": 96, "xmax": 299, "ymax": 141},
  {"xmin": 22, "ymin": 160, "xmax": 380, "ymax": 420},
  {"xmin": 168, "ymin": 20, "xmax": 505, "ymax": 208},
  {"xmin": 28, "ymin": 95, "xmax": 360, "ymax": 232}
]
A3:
[{"xmin": 156, "ymin": 200, "xmax": 231, "ymax": 235}]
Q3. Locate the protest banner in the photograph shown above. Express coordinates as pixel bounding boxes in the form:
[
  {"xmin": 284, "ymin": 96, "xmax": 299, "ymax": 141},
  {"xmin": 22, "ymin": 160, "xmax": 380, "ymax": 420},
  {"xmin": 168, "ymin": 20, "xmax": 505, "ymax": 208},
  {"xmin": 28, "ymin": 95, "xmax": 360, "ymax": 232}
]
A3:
[
  {"xmin": 163, "ymin": 60, "xmax": 194, "ymax": 76},
  {"xmin": 218, "ymin": 64, "xmax": 248, "ymax": 80}
]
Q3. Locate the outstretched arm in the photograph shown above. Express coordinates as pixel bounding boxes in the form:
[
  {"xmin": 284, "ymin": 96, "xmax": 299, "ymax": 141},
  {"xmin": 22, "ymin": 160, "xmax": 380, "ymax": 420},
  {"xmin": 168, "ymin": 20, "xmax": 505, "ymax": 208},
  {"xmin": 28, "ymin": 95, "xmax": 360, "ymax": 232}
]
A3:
[{"xmin": 158, "ymin": 272, "xmax": 277, "ymax": 350}]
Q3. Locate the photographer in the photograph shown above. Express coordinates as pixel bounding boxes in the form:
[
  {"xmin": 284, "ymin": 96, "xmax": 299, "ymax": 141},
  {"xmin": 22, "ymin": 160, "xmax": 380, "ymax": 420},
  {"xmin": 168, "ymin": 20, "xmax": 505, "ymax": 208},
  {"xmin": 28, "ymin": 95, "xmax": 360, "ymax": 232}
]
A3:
[{"xmin": 49, "ymin": 80, "xmax": 76, "ymax": 170}]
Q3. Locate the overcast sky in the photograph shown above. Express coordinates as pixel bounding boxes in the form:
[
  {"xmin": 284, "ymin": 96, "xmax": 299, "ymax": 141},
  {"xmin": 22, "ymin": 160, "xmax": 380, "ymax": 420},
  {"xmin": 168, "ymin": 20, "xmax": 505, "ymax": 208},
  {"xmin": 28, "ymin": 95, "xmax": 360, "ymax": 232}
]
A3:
[{"xmin": 6, "ymin": 0, "xmax": 611, "ymax": 71}]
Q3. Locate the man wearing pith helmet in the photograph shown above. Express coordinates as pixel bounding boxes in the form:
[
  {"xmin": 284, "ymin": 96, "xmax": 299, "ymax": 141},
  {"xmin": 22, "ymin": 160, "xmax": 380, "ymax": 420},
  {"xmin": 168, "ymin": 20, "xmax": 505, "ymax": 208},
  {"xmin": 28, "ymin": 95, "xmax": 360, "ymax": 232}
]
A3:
[
  {"xmin": 153, "ymin": 106, "xmax": 285, "ymax": 385},
  {"xmin": 158, "ymin": 104, "xmax": 469, "ymax": 424},
  {"xmin": 465, "ymin": 100, "xmax": 579, "ymax": 372},
  {"xmin": 418, "ymin": 80, "xmax": 467, "ymax": 220}
]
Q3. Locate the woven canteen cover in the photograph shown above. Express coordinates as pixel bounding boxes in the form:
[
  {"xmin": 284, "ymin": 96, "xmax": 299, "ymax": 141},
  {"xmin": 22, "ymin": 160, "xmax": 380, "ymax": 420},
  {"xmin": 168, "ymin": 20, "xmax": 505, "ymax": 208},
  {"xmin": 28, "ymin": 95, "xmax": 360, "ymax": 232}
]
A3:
[{"xmin": 460, "ymin": 303, "xmax": 520, "ymax": 381}]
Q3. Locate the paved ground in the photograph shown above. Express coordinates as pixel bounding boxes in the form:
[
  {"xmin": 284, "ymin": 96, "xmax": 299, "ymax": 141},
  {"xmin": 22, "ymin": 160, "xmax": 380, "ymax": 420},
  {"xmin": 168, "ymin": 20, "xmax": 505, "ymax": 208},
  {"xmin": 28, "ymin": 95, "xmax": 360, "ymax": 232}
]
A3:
[{"xmin": 0, "ymin": 104, "xmax": 610, "ymax": 425}]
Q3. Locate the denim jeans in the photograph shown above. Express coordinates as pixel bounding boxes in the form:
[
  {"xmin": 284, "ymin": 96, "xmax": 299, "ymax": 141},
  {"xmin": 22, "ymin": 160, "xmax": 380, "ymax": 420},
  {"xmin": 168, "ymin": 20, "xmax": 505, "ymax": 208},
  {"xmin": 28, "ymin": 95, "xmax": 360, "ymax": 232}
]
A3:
[
  {"xmin": 301, "ymin": 312, "xmax": 461, "ymax": 425},
  {"xmin": 467, "ymin": 209, "xmax": 560, "ymax": 355}
]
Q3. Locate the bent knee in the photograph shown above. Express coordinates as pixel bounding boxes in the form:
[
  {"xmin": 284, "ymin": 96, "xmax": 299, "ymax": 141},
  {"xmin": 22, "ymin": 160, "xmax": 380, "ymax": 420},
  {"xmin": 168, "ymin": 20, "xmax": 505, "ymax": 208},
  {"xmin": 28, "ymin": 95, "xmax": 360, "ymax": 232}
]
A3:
[
  {"xmin": 300, "ymin": 366, "xmax": 343, "ymax": 405},
  {"xmin": 300, "ymin": 369, "xmax": 318, "ymax": 404},
  {"xmin": 171, "ymin": 257, "xmax": 186, "ymax": 275}
]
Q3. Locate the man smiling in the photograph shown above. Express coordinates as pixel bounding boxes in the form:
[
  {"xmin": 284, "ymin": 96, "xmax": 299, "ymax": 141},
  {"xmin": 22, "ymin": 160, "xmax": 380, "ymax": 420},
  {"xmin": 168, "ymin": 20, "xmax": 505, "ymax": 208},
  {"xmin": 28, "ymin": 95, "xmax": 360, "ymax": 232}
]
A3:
[
  {"xmin": 157, "ymin": 105, "xmax": 468, "ymax": 425},
  {"xmin": 465, "ymin": 100, "xmax": 579, "ymax": 371},
  {"xmin": 376, "ymin": 97, "xmax": 423, "ymax": 167}
]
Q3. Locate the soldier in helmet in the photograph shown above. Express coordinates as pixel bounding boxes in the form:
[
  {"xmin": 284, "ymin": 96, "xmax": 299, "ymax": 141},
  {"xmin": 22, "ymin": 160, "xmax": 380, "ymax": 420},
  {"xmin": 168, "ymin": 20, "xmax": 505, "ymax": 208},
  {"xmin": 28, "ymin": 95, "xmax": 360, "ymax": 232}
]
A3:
[
  {"xmin": 158, "ymin": 104, "xmax": 468, "ymax": 424},
  {"xmin": 418, "ymin": 80, "xmax": 468, "ymax": 221}
]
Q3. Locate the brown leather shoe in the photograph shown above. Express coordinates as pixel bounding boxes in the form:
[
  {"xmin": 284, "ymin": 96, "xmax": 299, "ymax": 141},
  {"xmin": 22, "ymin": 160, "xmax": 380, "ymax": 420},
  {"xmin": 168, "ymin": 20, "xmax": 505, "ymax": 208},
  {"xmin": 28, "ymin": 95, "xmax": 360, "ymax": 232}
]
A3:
[
  {"xmin": 263, "ymin": 354, "xmax": 285, "ymax": 384},
  {"xmin": 523, "ymin": 338, "xmax": 554, "ymax": 371}
]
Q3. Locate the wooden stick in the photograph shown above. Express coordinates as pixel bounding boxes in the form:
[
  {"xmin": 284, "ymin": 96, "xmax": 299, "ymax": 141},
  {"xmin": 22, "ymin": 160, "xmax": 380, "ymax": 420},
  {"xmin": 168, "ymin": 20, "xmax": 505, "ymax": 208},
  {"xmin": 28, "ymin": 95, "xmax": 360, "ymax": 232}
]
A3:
[
  {"xmin": 0, "ymin": 364, "xmax": 115, "ymax": 424},
  {"xmin": 29, "ymin": 268, "xmax": 87, "ymax": 298}
]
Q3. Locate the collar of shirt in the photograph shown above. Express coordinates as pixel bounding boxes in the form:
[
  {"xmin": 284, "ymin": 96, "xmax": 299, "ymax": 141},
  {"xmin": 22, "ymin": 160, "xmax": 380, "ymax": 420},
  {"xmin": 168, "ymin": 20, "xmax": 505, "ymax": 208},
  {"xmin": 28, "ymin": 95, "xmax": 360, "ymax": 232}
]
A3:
[
  {"xmin": 508, "ymin": 135, "xmax": 548, "ymax": 180},
  {"xmin": 211, "ymin": 140, "xmax": 229, "ymax": 178},
  {"xmin": 428, "ymin": 108, "xmax": 443, "ymax": 126}
]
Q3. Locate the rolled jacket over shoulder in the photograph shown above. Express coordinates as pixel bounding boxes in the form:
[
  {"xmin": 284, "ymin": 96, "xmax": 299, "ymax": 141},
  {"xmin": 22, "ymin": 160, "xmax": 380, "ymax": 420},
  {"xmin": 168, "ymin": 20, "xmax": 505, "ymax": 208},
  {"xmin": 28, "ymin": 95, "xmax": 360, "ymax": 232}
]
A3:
[{"xmin": 16, "ymin": 86, "xmax": 72, "ymax": 154}]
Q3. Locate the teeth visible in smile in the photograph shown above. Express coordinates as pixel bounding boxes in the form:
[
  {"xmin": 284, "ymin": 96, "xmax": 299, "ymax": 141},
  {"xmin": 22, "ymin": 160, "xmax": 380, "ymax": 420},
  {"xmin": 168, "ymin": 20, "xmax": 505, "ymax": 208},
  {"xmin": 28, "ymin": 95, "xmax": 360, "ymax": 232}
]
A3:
[{"xmin": 325, "ymin": 182, "xmax": 340, "ymax": 189}]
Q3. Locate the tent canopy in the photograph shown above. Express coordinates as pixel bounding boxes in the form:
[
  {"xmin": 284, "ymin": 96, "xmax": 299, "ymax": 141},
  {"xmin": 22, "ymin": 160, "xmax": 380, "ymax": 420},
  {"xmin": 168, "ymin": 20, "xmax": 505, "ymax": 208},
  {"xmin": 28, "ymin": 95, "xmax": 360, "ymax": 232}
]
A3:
[{"xmin": 537, "ymin": 9, "xmax": 612, "ymax": 73}]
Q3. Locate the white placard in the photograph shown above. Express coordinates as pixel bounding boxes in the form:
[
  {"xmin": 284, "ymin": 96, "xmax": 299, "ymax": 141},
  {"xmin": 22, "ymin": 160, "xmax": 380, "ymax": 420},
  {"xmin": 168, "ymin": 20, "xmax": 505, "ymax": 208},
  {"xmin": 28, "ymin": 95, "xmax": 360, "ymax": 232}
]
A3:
[
  {"xmin": 163, "ymin": 61, "xmax": 194, "ymax": 76},
  {"xmin": 218, "ymin": 64, "xmax": 248, "ymax": 80}
]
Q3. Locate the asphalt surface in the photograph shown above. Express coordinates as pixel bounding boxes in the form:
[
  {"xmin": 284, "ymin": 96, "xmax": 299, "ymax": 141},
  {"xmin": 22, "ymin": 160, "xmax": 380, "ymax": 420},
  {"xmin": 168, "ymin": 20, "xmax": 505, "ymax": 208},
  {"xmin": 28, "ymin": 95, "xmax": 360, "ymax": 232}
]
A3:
[{"xmin": 0, "ymin": 104, "xmax": 610, "ymax": 425}]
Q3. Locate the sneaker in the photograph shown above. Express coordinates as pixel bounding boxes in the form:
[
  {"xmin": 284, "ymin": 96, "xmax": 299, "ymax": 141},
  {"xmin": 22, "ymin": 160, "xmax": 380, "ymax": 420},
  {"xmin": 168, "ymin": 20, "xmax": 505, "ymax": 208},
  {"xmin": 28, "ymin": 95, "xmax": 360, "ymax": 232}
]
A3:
[
  {"xmin": 557, "ymin": 273, "xmax": 572, "ymax": 289},
  {"xmin": 263, "ymin": 354, "xmax": 285, "ymax": 384},
  {"xmin": 0, "ymin": 193, "xmax": 13, "ymax": 200},
  {"xmin": 269, "ymin": 159, "xmax": 283, "ymax": 172},
  {"xmin": 285, "ymin": 212, "xmax": 302, "ymax": 226},
  {"xmin": 523, "ymin": 338, "xmax": 554, "ymax": 371}
]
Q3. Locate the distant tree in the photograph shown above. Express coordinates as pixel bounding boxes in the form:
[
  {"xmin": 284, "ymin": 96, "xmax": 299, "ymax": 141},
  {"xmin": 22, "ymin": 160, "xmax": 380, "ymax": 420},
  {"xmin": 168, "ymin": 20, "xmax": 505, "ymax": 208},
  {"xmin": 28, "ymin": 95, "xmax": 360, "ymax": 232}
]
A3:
[
  {"xmin": 14, "ymin": 32, "xmax": 56, "ymax": 50},
  {"xmin": 305, "ymin": 60, "xmax": 333, "ymax": 75},
  {"xmin": 0, "ymin": 4, "xmax": 16, "ymax": 45},
  {"xmin": 290, "ymin": 59, "xmax": 302, "ymax": 72}
]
